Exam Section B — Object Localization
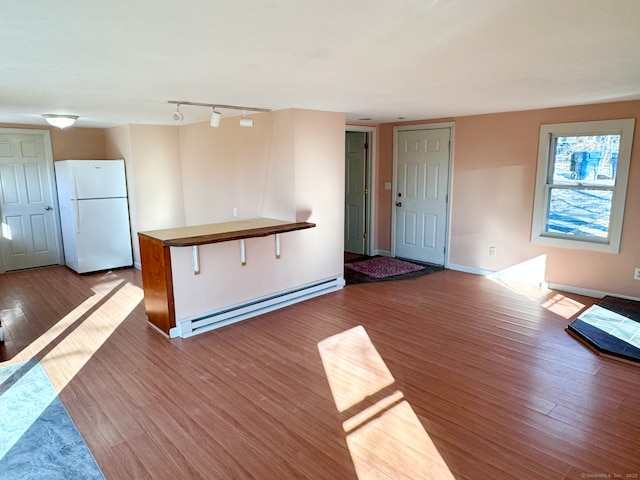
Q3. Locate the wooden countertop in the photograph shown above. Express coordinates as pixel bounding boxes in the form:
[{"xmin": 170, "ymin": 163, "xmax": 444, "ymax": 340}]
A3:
[{"xmin": 138, "ymin": 218, "xmax": 315, "ymax": 247}]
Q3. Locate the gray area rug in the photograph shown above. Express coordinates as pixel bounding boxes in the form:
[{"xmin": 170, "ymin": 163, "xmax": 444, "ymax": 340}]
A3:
[{"xmin": 0, "ymin": 360, "xmax": 105, "ymax": 480}]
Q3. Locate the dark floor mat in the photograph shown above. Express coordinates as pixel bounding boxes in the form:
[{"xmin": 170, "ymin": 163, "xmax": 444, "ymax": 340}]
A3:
[{"xmin": 344, "ymin": 255, "xmax": 444, "ymax": 285}]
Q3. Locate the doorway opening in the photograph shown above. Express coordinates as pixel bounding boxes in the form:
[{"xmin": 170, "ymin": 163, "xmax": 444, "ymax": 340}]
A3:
[{"xmin": 344, "ymin": 126, "xmax": 375, "ymax": 258}]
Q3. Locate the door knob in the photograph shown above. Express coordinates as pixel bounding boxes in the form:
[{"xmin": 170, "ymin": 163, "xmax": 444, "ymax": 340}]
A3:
[
  {"xmin": 395, "ymin": 202, "xmax": 402, "ymax": 207},
  {"xmin": 44, "ymin": 205, "xmax": 53, "ymax": 211}
]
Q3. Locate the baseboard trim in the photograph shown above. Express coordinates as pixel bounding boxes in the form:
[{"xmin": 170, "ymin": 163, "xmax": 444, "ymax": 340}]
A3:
[
  {"xmin": 447, "ymin": 263, "xmax": 640, "ymax": 302},
  {"xmin": 446, "ymin": 263, "xmax": 494, "ymax": 276},
  {"xmin": 372, "ymin": 249, "xmax": 391, "ymax": 257},
  {"xmin": 547, "ymin": 282, "xmax": 640, "ymax": 302}
]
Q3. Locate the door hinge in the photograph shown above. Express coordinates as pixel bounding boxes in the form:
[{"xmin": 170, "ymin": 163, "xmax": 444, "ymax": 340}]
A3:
[
  {"xmin": 363, "ymin": 188, "xmax": 369, "ymax": 195},
  {"xmin": 443, "ymin": 246, "xmax": 446, "ymax": 254},
  {"xmin": 445, "ymin": 194, "xmax": 448, "ymax": 203},
  {"xmin": 363, "ymin": 232, "xmax": 368, "ymax": 239},
  {"xmin": 364, "ymin": 142, "xmax": 369, "ymax": 149}
]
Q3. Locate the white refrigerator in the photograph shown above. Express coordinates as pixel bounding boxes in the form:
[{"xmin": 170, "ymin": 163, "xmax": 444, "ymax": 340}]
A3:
[{"xmin": 55, "ymin": 159, "xmax": 133, "ymax": 274}]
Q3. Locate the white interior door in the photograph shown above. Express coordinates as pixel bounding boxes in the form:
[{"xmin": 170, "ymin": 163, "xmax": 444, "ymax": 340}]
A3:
[
  {"xmin": 344, "ymin": 131, "xmax": 367, "ymax": 254},
  {"xmin": 394, "ymin": 128, "xmax": 450, "ymax": 265},
  {"xmin": 0, "ymin": 130, "xmax": 62, "ymax": 271}
]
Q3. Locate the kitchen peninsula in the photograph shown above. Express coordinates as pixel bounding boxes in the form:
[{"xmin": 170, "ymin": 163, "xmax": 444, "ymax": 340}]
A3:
[{"xmin": 137, "ymin": 218, "xmax": 340, "ymax": 338}]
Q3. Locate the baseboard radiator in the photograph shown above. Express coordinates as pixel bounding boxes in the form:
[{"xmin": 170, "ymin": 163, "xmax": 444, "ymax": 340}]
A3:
[{"xmin": 170, "ymin": 276, "xmax": 345, "ymax": 339}]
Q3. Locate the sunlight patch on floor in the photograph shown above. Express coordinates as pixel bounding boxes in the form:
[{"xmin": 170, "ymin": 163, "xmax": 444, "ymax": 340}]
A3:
[
  {"xmin": 486, "ymin": 255, "xmax": 585, "ymax": 317},
  {"xmin": 318, "ymin": 325, "xmax": 395, "ymax": 412},
  {"xmin": 318, "ymin": 326, "xmax": 456, "ymax": 479},
  {"xmin": 4, "ymin": 277, "xmax": 143, "ymax": 393},
  {"xmin": 41, "ymin": 281, "xmax": 142, "ymax": 393},
  {"xmin": 347, "ymin": 400, "xmax": 456, "ymax": 480},
  {"xmin": 487, "ymin": 255, "xmax": 550, "ymax": 301},
  {"xmin": 342, "ymin": 390, "xmax": 404, "ymax": 433},
  {"xmin": 541, "ymin": 293, "xmax": 585, "ymax": 320}
]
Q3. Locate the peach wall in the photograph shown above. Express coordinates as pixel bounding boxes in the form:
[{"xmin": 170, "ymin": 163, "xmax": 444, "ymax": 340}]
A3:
[
  {"xmin": 376, "ymin": 123, "xmax": 394, "ymax": 252},
  {"xmin": 292, "ymin": 109, "xmax": 346, "ymax": 281},
  {"xmin": 179, "ymin": 111, "xmax": 295, "ymax": 225},
  {"xmin": 129, "ymin": 125, "xmax": 184, "ymax": 231},
  {"xmin": 0, "ymin": 124, "xmax": 107, "ymax": 160},
  {"xmin": 171, "ymin": 109, "xmax": 345, "ymax": 321},
  {"xmin": 105, "ymin": 125, "xmax": 183, "ymax": 267},
  {"xmin": 105, "ymin": 125, "xmax": 139, "ymax": 264},
  {"xmin": 49, "ymin": 128, "xmax": 107, "ymax": 160},
  {"xmin": 376, "ymin": 100, "xmax": 640, "ymax": 298}
]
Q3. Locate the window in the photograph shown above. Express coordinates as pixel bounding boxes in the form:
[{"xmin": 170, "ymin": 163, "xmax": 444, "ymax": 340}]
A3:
[{"xmin": 531, "ymin": 118, "xmax": 635, "ymax": 253}]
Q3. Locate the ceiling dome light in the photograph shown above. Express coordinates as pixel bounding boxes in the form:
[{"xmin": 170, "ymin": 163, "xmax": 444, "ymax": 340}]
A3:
[{"xmin": 42, "ymin": 114, "xmax": 78, "ymax": 129}]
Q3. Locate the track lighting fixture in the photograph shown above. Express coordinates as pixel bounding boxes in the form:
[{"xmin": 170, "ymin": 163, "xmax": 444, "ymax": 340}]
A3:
[
  {"xmin": 172, "ymin": 103, "xmax": 184, "ymax": 122},
  {"xmin": 210, "ymin": 108, "xmax": 221, "ymax": 128},
  {"xmin": 167, "ymin": 100, "xmax": 268, "ymax": 127},
  {"xmin": 42, "ymin": 114, "xmax": 78, "ymax": 129},
  {"xmin": 240, "ymin": 111, "xmax": 254, "ymax": 127}
]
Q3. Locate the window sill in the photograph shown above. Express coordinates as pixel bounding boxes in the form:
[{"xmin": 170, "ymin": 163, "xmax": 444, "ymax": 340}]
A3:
[{"xmin": 531, "ymin": 234, "xmax": 620, "ymax": 254}]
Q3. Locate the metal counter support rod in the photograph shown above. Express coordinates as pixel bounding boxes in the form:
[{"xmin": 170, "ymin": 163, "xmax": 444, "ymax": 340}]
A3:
[
  {"xmin": 275, "ymin": 234, "xmax": 281, "ymax": 259},
  {"xmin": 193, "ymin": 246, "xmax": 200, "ymax": 275},
  {"xmin": 240, "ymin": 239, "xmax": 246, "ymax": 265}
]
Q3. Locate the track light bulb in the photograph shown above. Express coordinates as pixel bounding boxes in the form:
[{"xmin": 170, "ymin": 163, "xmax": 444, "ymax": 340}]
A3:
[
  {"xmin": 172, "ymin": 104, "xmax": 183, "ymax": 122},
  {"xmin": 210, "ymin": 109, "xmax": 221, "ymax": 128}
]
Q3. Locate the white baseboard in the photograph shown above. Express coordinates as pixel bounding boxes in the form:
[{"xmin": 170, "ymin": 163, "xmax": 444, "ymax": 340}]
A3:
[
  {"xmin": 447, "ymin": 263, "xmax": 640, "ymax": 302},
  {"xmin": 546, "ymin": 282, "xmax": 640, "ymax": 302},
  {"xmin": 446, "ymin": 263, "xmax": 494, "ymax": 276},
  {"xmin": 372, "ymin": 249, "xmax": 391, "ymax": 257},
  {"xmin": 133, "ymin": 261, "xmax": 142, "ymax": 270}
]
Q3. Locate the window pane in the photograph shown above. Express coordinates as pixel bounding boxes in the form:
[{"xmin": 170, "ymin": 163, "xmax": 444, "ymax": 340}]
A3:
[
  {"xmin": 551, "ymin": 135, "xmax": 620, "ymax": 186},
  {"xmin": 545, "ymin": 188, "xmax": 612, "ymax": 238}
]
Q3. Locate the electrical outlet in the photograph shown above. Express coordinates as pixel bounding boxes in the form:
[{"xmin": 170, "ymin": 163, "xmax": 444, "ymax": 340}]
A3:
[
  {"xmin": 489, "ymin": 246, "xmax": 496, "ymax": 256},
  {"xmin": 233, "ymin": 207, "xmax": 238, "ymax": 217},
  {"xmin": 634, "ymin": 268, "xmax": 640, "ymax": 281}
]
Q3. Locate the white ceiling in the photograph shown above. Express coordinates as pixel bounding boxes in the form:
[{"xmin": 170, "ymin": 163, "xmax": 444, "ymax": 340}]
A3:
[{"xmin": 2, "ymin": 0, "xmax": 639, "ymax": 128}]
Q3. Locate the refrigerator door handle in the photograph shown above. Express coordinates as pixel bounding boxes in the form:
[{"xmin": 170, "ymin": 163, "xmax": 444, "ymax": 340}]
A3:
[
  {"xmin": 72, "ymin": 168, "xmax": 79, "ymax": 200},
  {"xmin": 72, "ymin": 199, "xmax": 80, "ymax": 234},
  {"xmin": 71, "ymin": 168, "xmax": 80, "ymax": 233}
]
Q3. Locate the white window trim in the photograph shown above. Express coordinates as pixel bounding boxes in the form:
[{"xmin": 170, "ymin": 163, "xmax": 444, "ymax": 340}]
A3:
[{"xmin": 531, "ymin": 118, "xmax": 635, "ymax": 253}]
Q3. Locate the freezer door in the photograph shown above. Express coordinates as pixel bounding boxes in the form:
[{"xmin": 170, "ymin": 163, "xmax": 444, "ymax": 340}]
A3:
[
  {"xmin": 70, "ymin": 160, "xmax": 127, "ymax": 199},
  {"xmin": 72, "ymin": 197, "xmax": 133, "ymax": 273}
]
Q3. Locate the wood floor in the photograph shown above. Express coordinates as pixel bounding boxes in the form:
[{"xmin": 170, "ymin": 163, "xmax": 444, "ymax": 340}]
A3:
[{"xmin": 2, "ymin": 266, "xmax": 640, "ymax": 479}]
